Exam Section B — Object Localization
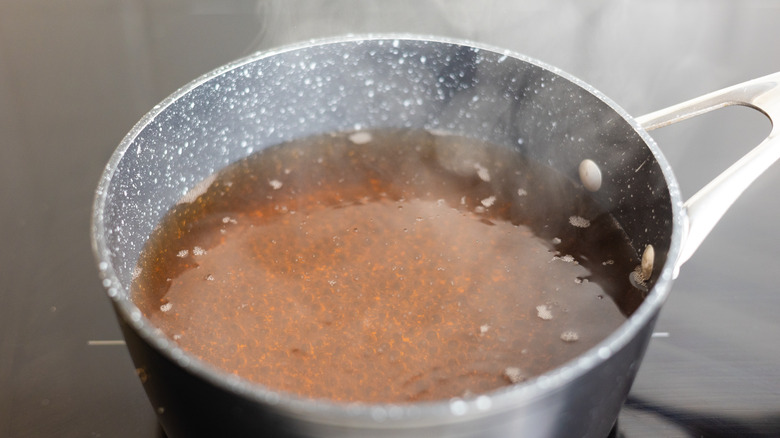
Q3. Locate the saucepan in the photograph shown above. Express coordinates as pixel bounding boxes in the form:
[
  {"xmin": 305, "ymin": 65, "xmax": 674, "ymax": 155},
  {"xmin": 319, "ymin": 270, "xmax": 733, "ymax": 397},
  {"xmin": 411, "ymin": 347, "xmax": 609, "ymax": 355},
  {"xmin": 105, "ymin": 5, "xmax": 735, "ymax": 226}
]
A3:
[{"xmin": 91, "ymin": 35, "xmax": 780, "ymax": 437}]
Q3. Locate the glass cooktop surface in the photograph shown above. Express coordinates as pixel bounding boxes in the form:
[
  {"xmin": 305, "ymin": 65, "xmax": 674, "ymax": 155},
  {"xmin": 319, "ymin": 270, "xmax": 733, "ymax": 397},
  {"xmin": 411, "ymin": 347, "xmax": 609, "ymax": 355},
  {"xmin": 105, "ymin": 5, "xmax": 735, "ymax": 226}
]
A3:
[{"xmin": 2, "ymin": 1, "xmax": 779, "ymax": 437}]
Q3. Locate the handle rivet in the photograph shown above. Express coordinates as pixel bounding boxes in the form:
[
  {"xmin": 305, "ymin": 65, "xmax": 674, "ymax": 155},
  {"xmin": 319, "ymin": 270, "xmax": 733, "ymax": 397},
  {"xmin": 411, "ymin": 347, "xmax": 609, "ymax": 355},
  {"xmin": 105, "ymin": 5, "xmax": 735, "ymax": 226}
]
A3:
[{"xmin": 579, "ymin": 159, "xmax": 602, "ymax": 192}]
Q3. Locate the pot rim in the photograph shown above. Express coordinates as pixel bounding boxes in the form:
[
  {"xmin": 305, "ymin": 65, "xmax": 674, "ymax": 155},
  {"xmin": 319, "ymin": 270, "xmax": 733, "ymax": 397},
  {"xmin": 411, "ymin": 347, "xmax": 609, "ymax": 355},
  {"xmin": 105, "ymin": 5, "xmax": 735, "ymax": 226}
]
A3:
[{"xmin": 90, "ymin": 33, "xmax": 685, "ymax": 428}]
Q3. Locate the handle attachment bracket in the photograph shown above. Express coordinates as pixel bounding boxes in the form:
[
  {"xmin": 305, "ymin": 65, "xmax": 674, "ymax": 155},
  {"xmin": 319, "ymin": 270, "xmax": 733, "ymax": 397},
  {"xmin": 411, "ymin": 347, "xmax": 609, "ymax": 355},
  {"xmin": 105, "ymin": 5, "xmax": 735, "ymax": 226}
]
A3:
[{"xmin": 636, "ymin": 73, "xmax": 780, "ymax": 272}]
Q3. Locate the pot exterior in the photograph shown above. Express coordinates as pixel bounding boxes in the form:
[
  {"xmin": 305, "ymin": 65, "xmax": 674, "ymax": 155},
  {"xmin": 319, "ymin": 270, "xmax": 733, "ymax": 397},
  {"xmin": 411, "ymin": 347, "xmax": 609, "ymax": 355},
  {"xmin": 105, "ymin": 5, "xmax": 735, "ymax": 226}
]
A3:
[
  {"xmin": 119, "ymin": 302, "xmax": 659, "ymax": 438},
  {"xmin": 94, "ymin": 37, "xmax": 680, "ymax": 438}
]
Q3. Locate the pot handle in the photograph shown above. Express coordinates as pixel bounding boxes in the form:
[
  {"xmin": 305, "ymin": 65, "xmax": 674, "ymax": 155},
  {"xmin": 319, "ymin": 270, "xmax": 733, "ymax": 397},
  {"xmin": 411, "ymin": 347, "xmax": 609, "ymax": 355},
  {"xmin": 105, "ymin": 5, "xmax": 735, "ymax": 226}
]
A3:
[{"xmin": 636, "ymin": 72, "xmax": 780, "ymax": 273}]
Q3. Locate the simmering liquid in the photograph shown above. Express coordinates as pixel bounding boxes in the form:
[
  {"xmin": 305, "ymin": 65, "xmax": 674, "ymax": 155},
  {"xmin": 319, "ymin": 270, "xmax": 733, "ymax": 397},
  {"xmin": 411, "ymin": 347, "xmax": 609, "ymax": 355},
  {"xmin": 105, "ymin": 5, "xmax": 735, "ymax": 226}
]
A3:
[{"xmin": 131, "ymin": 129, "xmax": 644, "ymax": 403}]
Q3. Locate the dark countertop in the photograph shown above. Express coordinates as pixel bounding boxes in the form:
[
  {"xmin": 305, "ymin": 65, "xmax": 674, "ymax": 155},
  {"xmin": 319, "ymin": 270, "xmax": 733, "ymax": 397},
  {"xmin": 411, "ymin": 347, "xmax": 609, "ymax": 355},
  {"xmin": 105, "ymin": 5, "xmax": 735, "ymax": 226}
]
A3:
[{"xmin": 2, "ymin": 1, "xmax": 779, "ymax": 437}]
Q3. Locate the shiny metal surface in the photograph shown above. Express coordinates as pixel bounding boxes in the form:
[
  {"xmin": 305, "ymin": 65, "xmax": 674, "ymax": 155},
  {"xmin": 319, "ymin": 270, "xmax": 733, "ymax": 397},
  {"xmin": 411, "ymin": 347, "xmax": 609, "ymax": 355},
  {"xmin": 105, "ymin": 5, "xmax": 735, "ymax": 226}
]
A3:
[
  {"xmin": 2, "ymin": 1, "xmax": 780, "ymax": 437},
  {"xmin": 637, "ymin": 72, "xmax": 780, "ymax": 270}
]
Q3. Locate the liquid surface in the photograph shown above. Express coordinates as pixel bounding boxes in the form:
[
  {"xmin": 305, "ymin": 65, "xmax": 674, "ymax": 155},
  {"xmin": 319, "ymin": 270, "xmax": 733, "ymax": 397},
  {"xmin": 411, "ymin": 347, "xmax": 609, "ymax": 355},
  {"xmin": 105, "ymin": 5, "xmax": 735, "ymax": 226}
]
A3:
[{"xmin": 132, "ymin": 129, "xmax": 644, "ymax": 403}]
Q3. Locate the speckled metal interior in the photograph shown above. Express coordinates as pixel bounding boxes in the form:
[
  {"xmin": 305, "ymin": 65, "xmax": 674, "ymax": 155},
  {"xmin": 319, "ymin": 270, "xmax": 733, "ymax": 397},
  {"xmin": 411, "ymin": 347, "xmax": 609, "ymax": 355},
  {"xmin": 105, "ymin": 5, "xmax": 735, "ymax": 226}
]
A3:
[{"xmin": 100, "ymin": 37, "xmax": 673, "ymax": 289}]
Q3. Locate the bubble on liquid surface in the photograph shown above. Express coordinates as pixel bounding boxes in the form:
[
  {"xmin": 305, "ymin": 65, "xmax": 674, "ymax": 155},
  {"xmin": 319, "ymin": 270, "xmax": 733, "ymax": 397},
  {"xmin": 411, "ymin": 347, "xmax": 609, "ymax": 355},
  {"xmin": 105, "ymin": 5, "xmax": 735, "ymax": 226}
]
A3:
[
  {"xmin": 629, "ymin": 267, "xmax": 649, "ymax": 292},
  {"xmin": 560, "ymin": 331, "xmax": 579, "ymax": 342},
  {"xmin": 569, "ymin": 216, "xmax": 591, "ymax": 228},
  {"xmin": 517, "ymin": 188, "xmax": 528, "ymax": 197},
  {"xmin": 160, "ymin": 302, "xmax": 173, "ymax": 312},
  {"xmin": 503, "ymin": 367, "xmax": 526, "ymax": 383},
  {"xmin": 557, "ymin": 254, "xmax": 575, "ymax": 263},
  {"xmin": 480, "ymin": 196, "xmax": 496, "ymax": 207},
  {"xmin": 269, "ymin": 179, "xmax": 283, "ymax": 190},
  {"xmin": 193, "ymin": 246, "xmax": 207, "ymax": 256},
  {"xmin": 176, "ymin": 249, "xmax": 189, "ymax": 258},
  {"xmin": 536, "ymin": 305, "xmax": 553, "ymax": 320}
]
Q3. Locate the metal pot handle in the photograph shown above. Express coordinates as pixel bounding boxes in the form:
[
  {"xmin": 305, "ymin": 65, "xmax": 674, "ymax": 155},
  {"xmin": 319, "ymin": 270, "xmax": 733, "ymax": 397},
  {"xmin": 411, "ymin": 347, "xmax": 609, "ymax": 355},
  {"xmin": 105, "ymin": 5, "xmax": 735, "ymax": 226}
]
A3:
[{"xmin": 636, "ymin": 72, "xmax": 780, "ymax": 274}]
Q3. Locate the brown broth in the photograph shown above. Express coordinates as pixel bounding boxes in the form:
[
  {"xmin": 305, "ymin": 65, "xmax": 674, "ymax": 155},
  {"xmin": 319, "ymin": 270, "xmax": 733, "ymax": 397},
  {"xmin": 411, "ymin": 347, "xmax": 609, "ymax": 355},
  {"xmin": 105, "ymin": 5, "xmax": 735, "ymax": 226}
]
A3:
[{"xmin": 131, "ymin": 129, "xmax": 644, "ymax": 403}]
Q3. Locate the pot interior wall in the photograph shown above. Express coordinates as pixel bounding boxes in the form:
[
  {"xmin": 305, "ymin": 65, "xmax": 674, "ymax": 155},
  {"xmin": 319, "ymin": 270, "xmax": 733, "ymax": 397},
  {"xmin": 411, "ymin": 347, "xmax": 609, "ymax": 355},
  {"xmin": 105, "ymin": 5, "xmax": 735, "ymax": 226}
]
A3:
[{"xmin": 102, "ymin": 37, "xmax": 673, "ymax": 310}]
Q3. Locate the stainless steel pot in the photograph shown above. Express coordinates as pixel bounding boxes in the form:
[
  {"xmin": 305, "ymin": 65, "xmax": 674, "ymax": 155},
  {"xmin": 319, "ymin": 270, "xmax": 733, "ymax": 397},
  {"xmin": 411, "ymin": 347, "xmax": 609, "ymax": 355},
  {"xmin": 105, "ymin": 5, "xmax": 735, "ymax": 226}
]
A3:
[{"xmin": 91, "ymin": 36, "xmax": 780, "ymax": 438}]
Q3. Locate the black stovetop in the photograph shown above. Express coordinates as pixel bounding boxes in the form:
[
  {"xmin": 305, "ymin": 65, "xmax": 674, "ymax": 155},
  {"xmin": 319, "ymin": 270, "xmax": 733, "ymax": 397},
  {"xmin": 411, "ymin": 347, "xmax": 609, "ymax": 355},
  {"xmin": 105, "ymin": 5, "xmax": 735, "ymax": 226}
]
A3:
[{"xmin": 2, "ymin": 1, "xmax": 780, "ymax": 437}]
